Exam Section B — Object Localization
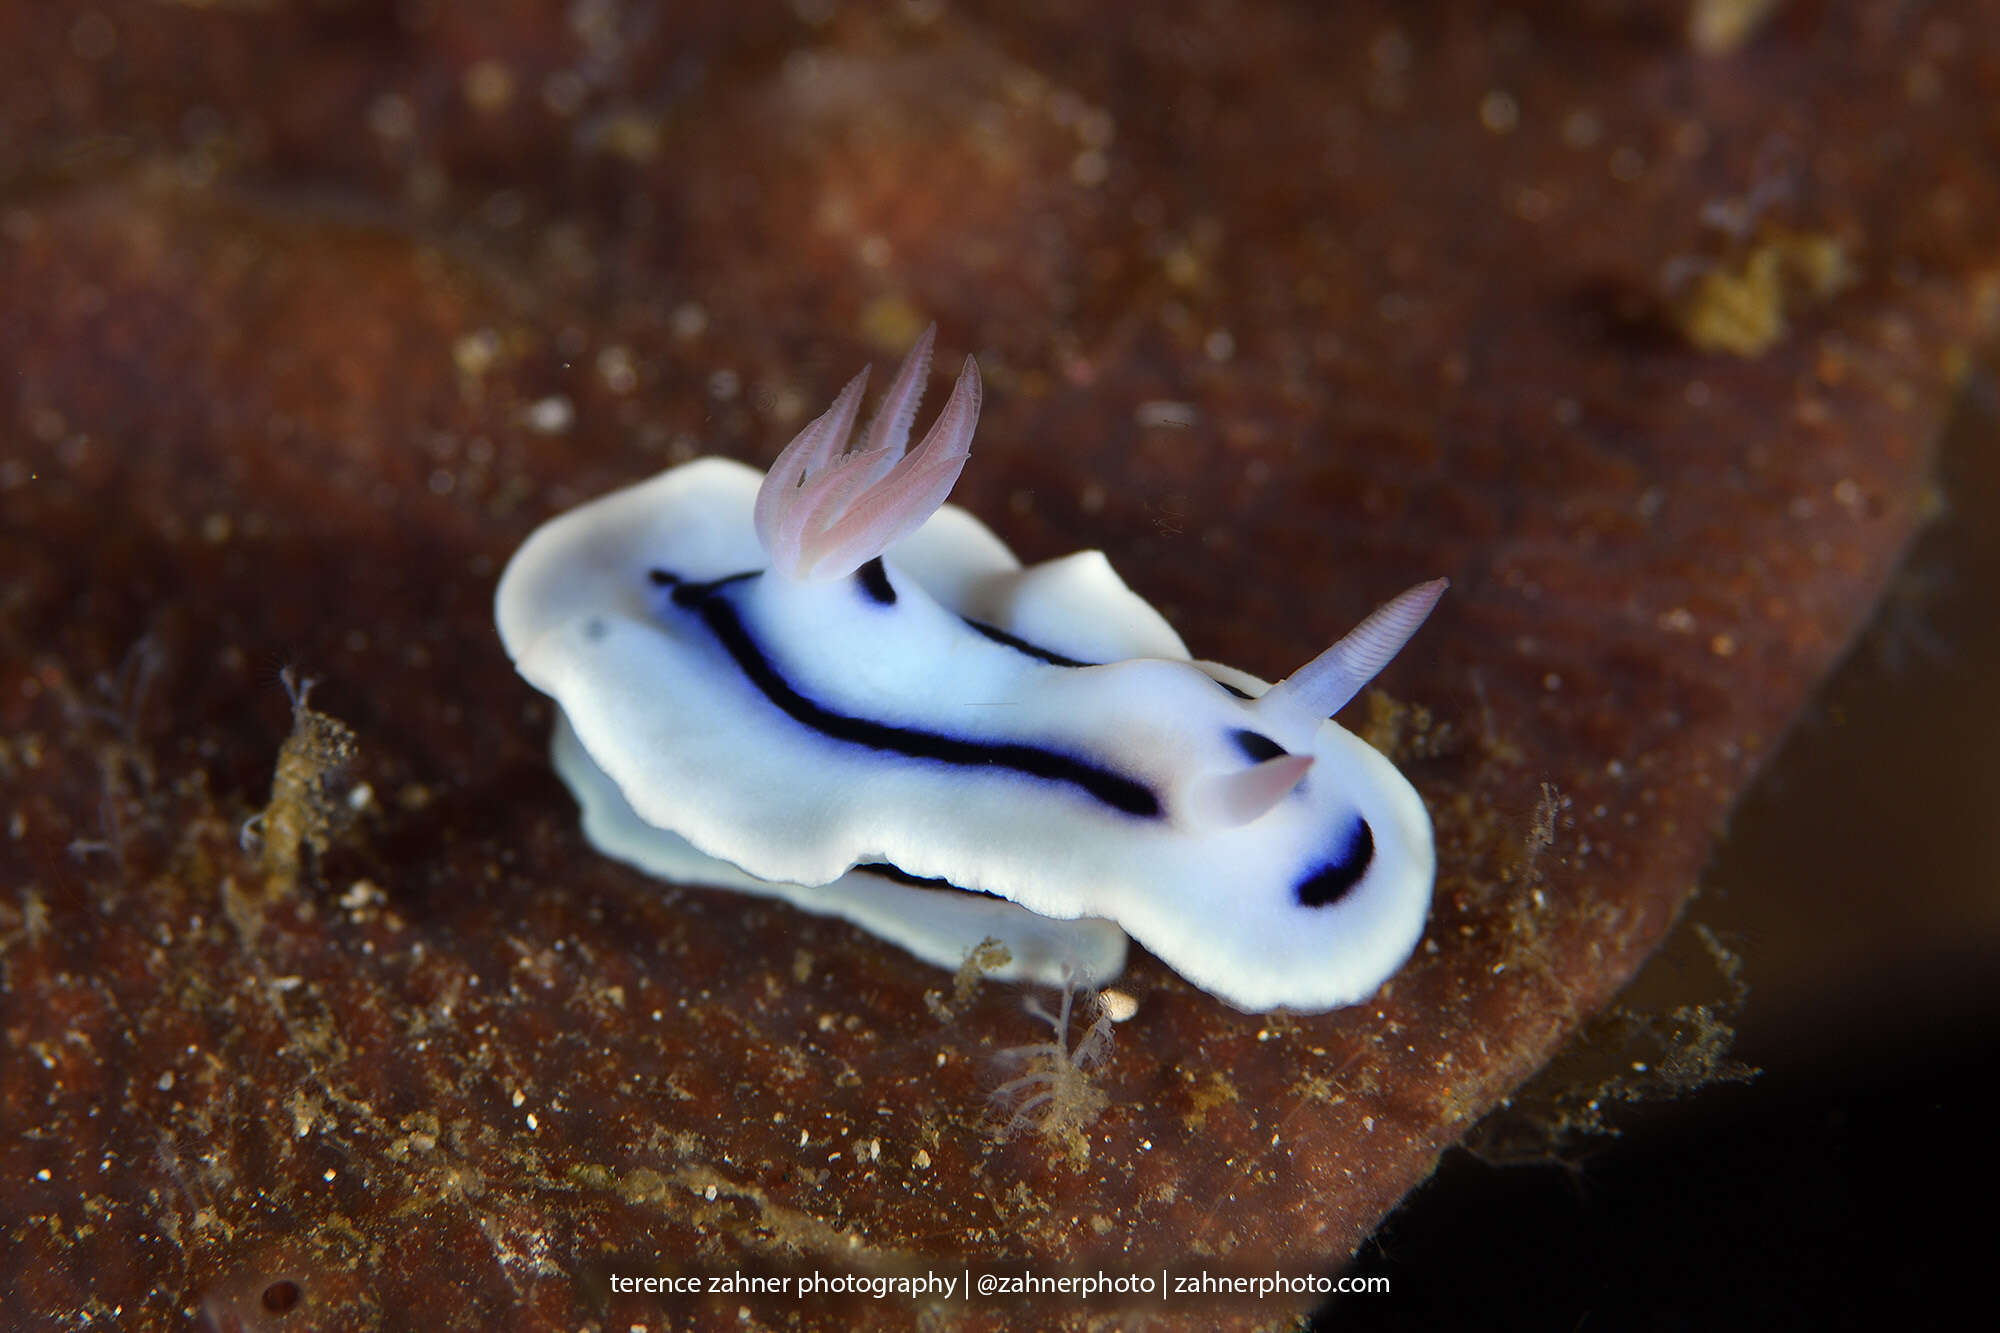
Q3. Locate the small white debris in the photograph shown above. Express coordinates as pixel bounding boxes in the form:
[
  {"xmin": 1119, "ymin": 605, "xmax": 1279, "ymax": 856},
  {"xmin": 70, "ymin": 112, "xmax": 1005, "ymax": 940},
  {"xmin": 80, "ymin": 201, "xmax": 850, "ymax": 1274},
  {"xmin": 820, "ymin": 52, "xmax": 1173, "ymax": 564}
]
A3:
[
  {"xmin": 1135, "ymin": 400, "xmax": 1197, "ymax": 429},
  {"xmin": 597, "ymin": 345, "xmax": 638, "ymax": 394},
  {"xmin": 670, "ymin": 302, "xmax": 708, "ymax": 340},
  {"xmin": 453, "ymin": 329, "xmax": 501, "ymax": 378},
  {"xmin": 524, "ymin": 395, "xmax": 575, "ymax": 435},
  {"xmin": 1098, "ymin": 989, "xmax": 1139, "ymax": 1022},
  {"xmin": 339, "ymin": 880, "xmax": 384, "ymax": 910}
]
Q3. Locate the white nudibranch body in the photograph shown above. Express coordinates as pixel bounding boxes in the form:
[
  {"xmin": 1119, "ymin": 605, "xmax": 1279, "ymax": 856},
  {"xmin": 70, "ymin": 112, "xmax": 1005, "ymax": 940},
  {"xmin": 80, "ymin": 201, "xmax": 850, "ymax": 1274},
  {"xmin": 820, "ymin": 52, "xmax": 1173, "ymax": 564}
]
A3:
[{"xmin": 495, "ymin": 327, "xmax": 1444, "ymax": 1012}]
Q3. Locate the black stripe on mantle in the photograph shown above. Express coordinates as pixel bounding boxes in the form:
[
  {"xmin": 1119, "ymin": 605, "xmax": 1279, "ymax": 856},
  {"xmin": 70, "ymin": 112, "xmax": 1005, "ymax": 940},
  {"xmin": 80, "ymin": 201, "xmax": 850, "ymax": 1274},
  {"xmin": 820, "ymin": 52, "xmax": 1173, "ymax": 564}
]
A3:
[{"xmin": 658, "ymin": 569, "xmax": 1164, "ymax": 819}]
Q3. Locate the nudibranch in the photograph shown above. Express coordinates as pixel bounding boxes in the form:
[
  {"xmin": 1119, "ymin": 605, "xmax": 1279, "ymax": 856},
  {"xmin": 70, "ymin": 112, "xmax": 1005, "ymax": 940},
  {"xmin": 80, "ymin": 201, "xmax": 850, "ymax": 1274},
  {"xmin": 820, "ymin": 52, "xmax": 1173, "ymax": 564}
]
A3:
[{"xmin": 496, "ymin": 328, "xmax": 1443, "ymax": 1012}]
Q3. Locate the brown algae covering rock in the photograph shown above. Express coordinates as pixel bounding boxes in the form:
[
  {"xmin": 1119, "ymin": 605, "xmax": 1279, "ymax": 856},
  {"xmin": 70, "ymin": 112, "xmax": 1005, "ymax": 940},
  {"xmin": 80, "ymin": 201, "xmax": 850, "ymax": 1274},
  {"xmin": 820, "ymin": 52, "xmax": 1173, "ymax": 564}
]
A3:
[{"xmin": 2, "ymin": 2, "xmax": 1996, "ymax": 1329}]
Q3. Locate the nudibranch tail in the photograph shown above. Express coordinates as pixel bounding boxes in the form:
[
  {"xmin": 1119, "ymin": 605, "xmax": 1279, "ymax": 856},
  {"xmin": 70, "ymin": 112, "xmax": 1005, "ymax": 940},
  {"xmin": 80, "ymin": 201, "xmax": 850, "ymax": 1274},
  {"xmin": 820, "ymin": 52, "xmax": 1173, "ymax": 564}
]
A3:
[
  {"xmin": 1255, "ymin": 578, "xmax": 1450, "ymax": 745},
  {"xmin": 1188, "ymin": 752, "xmax": 1316, "ymax": 829},
  {"xmin": 752, "ymin": 328, "xmax": 982, "ymax": 582}
]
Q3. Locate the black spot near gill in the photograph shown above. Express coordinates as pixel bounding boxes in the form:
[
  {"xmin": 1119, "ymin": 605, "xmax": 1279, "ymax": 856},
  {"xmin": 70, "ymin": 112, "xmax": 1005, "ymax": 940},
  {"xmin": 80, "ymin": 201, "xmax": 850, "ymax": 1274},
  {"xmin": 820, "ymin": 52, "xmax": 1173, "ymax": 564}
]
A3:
[{"xmin": 856, "ymin": 557, "xmax": 896, "ymax": 605}]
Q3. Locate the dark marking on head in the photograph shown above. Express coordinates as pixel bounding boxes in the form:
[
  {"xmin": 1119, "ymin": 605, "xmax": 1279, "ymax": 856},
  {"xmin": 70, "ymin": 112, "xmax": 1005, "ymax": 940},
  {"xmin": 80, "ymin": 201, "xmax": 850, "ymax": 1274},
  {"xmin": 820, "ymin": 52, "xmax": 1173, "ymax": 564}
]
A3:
[
  {"xmin": 582, "ymin": 617, "xmax": 608, "ymax": 642},
  {"xmin": 1296, "ymin": 819, "xmax": 1375, "ymax": 907},
  {"xmin": 647, "ymin": 568, "xmax": 679, "ymax": 586},
  {"xmin": 1232, "ymin": 729, "xmax": 1287, "ymax": 762},
  {"xmin": 856, "ymin": 557, "xmax": 896, "ymax": 605}
]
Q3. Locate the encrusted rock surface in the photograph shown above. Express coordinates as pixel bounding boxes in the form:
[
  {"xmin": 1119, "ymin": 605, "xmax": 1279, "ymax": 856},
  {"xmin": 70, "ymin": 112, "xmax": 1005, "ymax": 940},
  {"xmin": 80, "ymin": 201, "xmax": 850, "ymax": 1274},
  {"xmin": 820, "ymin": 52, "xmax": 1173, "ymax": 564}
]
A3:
[{"xmin": 3, "ymin": 2, "xmax": 1994, "ymax": 1328}]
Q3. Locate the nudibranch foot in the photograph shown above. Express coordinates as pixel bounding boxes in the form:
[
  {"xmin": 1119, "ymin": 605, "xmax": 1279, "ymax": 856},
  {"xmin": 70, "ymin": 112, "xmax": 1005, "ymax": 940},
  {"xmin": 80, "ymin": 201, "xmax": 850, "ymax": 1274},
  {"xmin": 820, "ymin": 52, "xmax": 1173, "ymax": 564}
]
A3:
[{"xmin": 551, "ymin": 713, "xmax": 1130, "ymax": 987}]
